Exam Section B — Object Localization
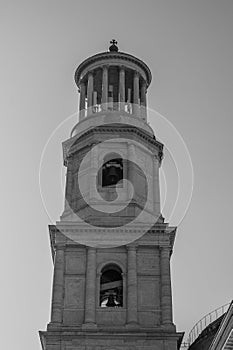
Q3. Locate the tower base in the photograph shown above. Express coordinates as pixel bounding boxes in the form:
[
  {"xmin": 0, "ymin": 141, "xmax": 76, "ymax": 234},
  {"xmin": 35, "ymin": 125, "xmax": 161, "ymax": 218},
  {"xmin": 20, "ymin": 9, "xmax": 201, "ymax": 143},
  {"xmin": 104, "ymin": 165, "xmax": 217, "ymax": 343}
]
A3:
[{"xmin": 39, "ymin": 328, "xmax": 184, "ymax": 350}]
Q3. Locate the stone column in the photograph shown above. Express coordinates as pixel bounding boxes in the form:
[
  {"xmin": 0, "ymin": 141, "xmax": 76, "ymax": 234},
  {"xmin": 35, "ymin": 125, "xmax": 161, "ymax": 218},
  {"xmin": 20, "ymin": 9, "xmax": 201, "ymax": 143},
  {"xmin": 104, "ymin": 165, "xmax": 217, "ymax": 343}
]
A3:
[
  {"xmin": 140, "ymin": 80, "xmax": 147, "ymax": 120},
  {"xmin": 160, "ymin": 247, "xmax": 173, "ymax": 326},
  {"xmin": 127, "ymin": 245, "xmax": 138, "ymax": 326},
  {"xmin": 50, "ymin": 245, "xmax": 65, "ymax": 324},
  {"xmin": 132, "ymin": 71, "xmax": 140, "ymax": 117},
  {"xmin": 119, "ymin": 66, "xmax": 125, "ymax": 111},
  {"xmin": 79, "ymin": 82, "xmax": 86, "ymax": 121},
  {"xmin": 101, "ymin": 66, "xmax": 108, "ymax": 111},
  {"xmin": 126, "ymin": 88, "xmax": 132, "ymax": 113},
  {"xmin": 93, "ymin": 91, "xmax": 97, "ymax": 113},
  {"xmin": 87, "ymin": 72, "xmax": 94, "ymax": 115},
  {"xmin": 83, "ymin": 247, "xmax": 97, "ymax": 327}
]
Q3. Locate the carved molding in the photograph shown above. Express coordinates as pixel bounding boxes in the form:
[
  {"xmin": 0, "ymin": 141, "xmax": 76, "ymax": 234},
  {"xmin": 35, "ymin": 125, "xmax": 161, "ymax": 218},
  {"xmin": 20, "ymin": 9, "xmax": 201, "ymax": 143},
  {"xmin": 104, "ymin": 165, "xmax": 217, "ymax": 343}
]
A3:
[{"xmin": 63, "ymin": 125, "xmax": 163, "ymax": 165}]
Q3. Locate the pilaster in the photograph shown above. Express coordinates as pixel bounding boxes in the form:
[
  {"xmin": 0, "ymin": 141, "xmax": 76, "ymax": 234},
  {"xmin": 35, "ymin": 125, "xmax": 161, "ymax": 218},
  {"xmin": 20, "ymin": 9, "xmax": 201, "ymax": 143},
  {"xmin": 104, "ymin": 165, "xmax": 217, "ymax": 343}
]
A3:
[
  {"xmin": 160, "ymin": 246, "xmax": 174, "ymax": 327},
  {"xmin": 83, "ymin": 247, "xmax": 97, "ymax": 328},
  {"xmin": 50, "ymin": 244, "xmax": 65, "ymax": 324},
  {"xmin": 126, "ymin": 244, "xmax": 139, "ymax": 327}
]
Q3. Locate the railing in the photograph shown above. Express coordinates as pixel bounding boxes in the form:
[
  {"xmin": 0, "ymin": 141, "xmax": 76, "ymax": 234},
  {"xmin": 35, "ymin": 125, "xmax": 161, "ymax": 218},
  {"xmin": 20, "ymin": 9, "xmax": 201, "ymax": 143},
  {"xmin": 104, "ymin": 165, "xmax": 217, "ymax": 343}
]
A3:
[
  {"xmin": 187, "ymin": 302, "xmax": 230, "ymax": 346},
  {"xmin": 83, "ymin": 101, "xmax": 133, "ymax": 118}
]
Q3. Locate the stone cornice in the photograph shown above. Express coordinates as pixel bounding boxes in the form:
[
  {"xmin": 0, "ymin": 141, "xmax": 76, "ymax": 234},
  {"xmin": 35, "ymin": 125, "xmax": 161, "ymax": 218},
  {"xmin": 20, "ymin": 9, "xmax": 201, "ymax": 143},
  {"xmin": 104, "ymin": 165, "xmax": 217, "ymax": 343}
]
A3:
[
  {"xmin": 63, "ymin": 124, "xmax": 163, "ymax": 166},
  {"xmin": 48, "ymin": 222, "xmax": 176, "ymax": 255},
  {"xmin": 48, "ymin": 225, "xmax": 67, "ymax": 263},
  {"xmin": 75, "ymin": 51, "xmax": 152, "ymax": 87},
  {"xmin": 40, "ymin": 328, "xmax": 184, "ymax": 341}
]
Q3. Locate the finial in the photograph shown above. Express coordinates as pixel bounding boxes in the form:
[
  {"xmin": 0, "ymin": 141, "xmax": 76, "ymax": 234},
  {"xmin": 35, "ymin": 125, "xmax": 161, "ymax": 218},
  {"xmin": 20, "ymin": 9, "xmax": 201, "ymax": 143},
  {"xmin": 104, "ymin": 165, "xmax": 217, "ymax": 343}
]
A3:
[{"xmin": 109, "ymin": 39, "xmax": 118, "ymax": 52}]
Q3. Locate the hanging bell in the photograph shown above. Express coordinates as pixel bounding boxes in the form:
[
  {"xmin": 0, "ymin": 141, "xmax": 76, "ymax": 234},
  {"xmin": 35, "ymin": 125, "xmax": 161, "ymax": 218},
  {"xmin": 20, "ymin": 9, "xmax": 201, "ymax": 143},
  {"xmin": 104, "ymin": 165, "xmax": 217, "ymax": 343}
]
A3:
[
  {"xmin": 106, "ymin": 293, "xmax": 117, "ymax": 307},
  {"xmin": 107, "ymin": 166, "xmax": 119, "ymax": 184}
]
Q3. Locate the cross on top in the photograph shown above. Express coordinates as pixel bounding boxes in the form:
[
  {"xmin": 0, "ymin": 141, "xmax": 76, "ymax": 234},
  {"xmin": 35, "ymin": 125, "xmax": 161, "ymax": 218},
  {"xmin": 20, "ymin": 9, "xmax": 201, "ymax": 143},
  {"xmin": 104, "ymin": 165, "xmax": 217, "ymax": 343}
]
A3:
[
  {"xmin": 109, "ymin": 39, "xmax": 119, "ymax": 52},
  {"xmin": 110, "ymin": 39, "xmax": 118, "ymax": 46}
]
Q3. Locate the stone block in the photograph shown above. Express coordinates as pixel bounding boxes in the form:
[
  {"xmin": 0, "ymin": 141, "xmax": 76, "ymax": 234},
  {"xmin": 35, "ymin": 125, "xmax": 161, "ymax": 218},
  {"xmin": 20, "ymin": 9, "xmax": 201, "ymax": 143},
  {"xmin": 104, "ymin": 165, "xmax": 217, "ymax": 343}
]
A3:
[
  {"xmin": 137, "ymin": 248, "xmax": 160, "ymax": 275},
  {"xmin": 138, "ymin": 276, "xmax": 160, "ymax": 308},
  {"xmin": 96, "ymin": 308, "xmax": 126, "ymax": 325},
  {"xmin": 64, "ymin": 277, "xmax": 85, "ymax": 308},
  {"xmin": 63, "ymin": 309, "xmax": 84, "ymax": 325},
  {"xmin": 65, "ymin": 251, "xmax": 86, "ymax": 274}
]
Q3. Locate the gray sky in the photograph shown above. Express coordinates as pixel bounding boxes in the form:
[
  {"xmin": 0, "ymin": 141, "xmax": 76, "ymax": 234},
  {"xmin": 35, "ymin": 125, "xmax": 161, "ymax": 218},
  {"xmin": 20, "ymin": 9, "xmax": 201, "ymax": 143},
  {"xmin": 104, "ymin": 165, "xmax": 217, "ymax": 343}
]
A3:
[{"xmin": 1, "ymin": 1, "xmax": 233, "ymax": 349}]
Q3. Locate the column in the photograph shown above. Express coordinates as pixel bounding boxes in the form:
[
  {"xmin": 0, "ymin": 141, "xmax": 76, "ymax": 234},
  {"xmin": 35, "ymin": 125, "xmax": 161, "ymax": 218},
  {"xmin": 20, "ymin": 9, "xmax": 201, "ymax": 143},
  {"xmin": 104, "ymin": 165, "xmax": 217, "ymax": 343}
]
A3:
[
  {"xmin": 153, "ymin": 156, "xmax": 161, "ymax": 216},
  {"xmin": 108, "ymin": 85, "xmax": 113, "ymax": 110},
  {"xmin": 126, "ymin": 88, "xmax": 132, "ymax": 113},
  {"xmin": 84, "ymin": 247, "xmax": 97, "ymax": 326},
  {"xmin": 132, "ymin": 71, "xmax": 140, "ymax": 117},
  {"xmin": 101, "ymin": 66, "xmax": 108, "ymax": 111},
  {"xmin": 79, "ymin": 82, "xmax": 86, "ymax": 121},
  {"xmin": 119, "ymin": 66, "xmax": 125, "ymax": 111},
  {"xmin": 160, "ymin": 247, "xmax": 173, "ymax": 325},
  {"xmin": 50, "ymin": 245, "xmax": 65, "ymax": 324},
  {"xmin": 87, "ymin": 72, "xmax": 94, "ymax": 115},
  {"xmin": 127, "ymin": 245, "xmax": 138, "ymax": 326},
  {"xmin": 140, "ymin": 80, "xmax": 147, "ymax": 120}
]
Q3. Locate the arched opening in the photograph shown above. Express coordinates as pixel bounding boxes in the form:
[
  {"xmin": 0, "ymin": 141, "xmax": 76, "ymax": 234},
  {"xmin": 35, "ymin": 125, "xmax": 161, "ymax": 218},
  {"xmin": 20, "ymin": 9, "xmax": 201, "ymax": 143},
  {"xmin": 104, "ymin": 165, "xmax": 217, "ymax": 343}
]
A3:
[
  {"xmin": 101, "ymin": 153, "xmax": 123, "ymax": 187},
  {"xmin": 100, "ymin": 264, "xmax": 123, "ymax": 307}
]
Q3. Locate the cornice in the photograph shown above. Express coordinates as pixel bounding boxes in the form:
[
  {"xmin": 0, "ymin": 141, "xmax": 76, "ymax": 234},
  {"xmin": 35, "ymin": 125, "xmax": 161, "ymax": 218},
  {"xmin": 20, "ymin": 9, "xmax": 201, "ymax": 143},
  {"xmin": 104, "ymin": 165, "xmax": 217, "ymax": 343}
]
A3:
[
  {"xmin": 75, "ymin": 51, "xmax": 152, "ymax": 87},
  {"xmin": 48, "ymin": 225, "xmax": 67, "ymax": 262},
  {"xmin": 48, "ymin": 222, "xmax": 175, "ymax": 248},
  {"xmin": 63, "ymin": 124, "xmax": 163, "ymax": 165},
  {"xmin": 40, "ymin": 328, "xmax": 184, "ymax": 340},
  {"xmin": 48, "ymin": 223, "xmax": 177, "ymax": 259}
]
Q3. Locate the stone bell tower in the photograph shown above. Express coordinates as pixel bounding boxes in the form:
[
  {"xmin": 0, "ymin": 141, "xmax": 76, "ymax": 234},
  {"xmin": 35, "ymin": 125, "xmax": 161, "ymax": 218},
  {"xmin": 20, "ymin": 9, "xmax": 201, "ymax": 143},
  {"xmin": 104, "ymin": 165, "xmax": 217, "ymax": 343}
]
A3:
[{"xmin": 39, "ymin": 41, "xmax": 184, "ymax": 350}]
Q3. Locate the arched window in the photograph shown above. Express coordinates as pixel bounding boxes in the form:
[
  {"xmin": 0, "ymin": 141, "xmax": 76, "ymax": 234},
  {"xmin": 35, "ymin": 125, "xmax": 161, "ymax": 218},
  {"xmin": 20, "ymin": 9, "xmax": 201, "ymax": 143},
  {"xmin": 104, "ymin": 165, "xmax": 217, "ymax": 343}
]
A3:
[
  {"xmin": 101, "ymin": 153, "xmax": 123, "ymax": 187},
  {"xmin": 100, "ymin": 264, "xmax": 123, "ymax": 307}
]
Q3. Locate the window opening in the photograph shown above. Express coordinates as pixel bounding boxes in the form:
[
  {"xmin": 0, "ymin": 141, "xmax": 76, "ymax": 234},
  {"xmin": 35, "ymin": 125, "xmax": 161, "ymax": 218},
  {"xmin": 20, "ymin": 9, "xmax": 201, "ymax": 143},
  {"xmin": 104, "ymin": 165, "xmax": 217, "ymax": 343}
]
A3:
[
  {"xmin": 100, "ymin": 265, "xmax": 123, "ymax": 307},
  {"xmin": 102, "ymin": 158, "xmax": 123, "ymax": 187}
]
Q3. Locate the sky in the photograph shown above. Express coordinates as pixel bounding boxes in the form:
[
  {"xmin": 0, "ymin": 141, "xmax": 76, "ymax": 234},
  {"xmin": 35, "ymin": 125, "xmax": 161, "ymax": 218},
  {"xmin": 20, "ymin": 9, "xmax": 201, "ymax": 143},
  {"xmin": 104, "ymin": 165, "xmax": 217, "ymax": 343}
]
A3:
[{"xmin": 1, "ymin": 1, "xmax": 233, "ymax": 349}]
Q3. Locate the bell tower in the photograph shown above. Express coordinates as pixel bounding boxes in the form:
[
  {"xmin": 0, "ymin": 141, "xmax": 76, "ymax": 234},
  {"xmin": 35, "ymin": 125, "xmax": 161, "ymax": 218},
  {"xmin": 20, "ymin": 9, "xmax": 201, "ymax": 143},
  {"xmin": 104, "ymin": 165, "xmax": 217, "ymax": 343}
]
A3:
[{"xmin": 39, "ymin": 41, "xmax": 184, "ymax": 350}]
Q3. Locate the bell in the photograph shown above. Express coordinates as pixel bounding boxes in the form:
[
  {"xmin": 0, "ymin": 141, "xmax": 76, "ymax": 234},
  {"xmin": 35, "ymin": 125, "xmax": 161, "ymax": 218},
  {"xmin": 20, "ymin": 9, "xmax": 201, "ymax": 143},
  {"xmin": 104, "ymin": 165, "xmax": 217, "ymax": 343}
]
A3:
[
  {"xmin": 106, "ymin": 293, "xmax": 117, "ymax": 307},
  {"xmin": 107, "ymin": 166, "xmax": 118, "ymax": 184}
]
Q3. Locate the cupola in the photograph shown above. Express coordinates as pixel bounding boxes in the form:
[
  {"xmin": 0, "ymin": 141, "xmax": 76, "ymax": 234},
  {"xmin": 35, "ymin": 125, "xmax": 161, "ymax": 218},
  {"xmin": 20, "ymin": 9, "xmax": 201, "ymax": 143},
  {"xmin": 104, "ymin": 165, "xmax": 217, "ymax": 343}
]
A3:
[{"xmin": 74, "ymin": 40, "xmax": 152, "ymax": 127}]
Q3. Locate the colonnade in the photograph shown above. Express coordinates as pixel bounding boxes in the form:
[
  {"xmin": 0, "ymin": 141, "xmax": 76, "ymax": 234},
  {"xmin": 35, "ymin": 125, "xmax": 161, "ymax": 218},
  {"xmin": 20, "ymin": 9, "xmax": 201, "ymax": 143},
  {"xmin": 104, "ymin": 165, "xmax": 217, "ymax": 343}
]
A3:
[{"xmin": 78, "ymin": 66, "xmax": 147, "ymax": 121}]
